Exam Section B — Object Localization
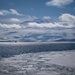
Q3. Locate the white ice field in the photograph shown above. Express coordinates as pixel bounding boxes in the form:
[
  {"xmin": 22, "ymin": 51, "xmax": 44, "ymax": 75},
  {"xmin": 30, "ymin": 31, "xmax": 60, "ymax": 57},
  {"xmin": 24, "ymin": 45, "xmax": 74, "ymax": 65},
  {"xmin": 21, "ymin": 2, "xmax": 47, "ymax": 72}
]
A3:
[{"xmin": 0, "ymin": 50, "xmax": 75, "ymax": 75}]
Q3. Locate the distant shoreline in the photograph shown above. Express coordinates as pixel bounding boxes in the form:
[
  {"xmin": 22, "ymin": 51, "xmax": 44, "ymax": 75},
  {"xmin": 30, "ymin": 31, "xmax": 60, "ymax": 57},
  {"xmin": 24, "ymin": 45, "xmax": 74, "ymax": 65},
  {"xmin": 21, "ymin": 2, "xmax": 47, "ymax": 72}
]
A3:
[
  {"xmin": 0, "ymin": 42, "xmax": 75, "ymax": 44},
  {"xmin": 0, "ymin": 42, "xmax": 75, "ymax": 46}
]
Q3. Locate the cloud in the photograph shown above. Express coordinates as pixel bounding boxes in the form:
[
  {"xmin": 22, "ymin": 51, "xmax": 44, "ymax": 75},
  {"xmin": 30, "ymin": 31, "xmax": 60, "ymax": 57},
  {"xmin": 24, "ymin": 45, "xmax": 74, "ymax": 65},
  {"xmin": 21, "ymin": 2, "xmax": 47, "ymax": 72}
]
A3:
[
  {"xmin": 26, "ymin": 14, "xmax": 75, "ymax": 28},
  {"xmin": 58, "ymin": 13, "xmax": 75, "ymax": 28},
  {"xmin": 46, "ymin": 0, "xmax": 73, "ymax": 7},
  {"xmin": 0, "ymin": 10, "xmax": 9, "ymax": 16},
  {"xmin": 59, "ymin": 13, "xmax": 75, "ymax": 23},
  {"xmin": 10, "ymin": 18, "xmax": 20, "ymax": 22},
  {"xmin": 0, "ymin": 9, "xmax": 23, "ymax": 16},
  {"xmin": 28, "ymin": 22, "xmax": 62, "ymax": 28},
  {"xmin": 0, "ymin": 11, "xmax": 5, "ymax": 16},
  {"xmin": 0, "ymin": 23, "xmax": 21, "ymax": 29},
  {"xmin": 43, "ymin": 16, "xmax": 51, "ymax": 19},
  {"xmin": 10, "ymin": 9, "xmax": 22, "ymax": 16},
  {"xmin": 0, "ymin": 13, "xmax": 75, "ymax": 29}
]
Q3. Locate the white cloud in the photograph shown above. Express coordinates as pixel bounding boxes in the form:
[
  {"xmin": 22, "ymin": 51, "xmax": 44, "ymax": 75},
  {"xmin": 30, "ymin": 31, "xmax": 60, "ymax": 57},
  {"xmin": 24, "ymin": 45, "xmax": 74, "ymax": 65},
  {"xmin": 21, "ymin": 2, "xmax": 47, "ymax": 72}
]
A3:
[
  {"xmin": 10, "ymin": 18, "xmax": 20, "ymax": 22},
  {"xmin": 0, "ymin": 13, "xmax": 75, "ymax": 29},
  {"xmin": 0, "ymin": 9, "xmax": 23, "ymax": 16},
  {"xmin": 59, "ymin": 13, "xmax": 75, "ymax": 24},
  {"xmin": 58, "ymin": 13, "xmax": 75, "ymax": 28},
  {"xmin": 0, "ymin": 22, "xmax": 64, "ymax": 29},
  {"xmin": 10, "ymin": 9, "xmax": 22, "ymax": 16},
  {"xmin": 43, "ymin": 16, "xmax": 51, "ymax": 19},
  {"xmin": 0, "ymin": 23, "xmax": 21, "ymax": 29},
  {"xmin": 46, "ymin": 0, "xmax": 73, "ymax": 7},
  {"xmin": 28, "ymin": 22, "xmax": 62, "ymax": 28},
  {"xmin": 27, "ymin": 14, "xmax": 75, "ymax": 28},
  {"xmin": 0, "ymin": 11, "xmax": 5, "ymax": 16}
]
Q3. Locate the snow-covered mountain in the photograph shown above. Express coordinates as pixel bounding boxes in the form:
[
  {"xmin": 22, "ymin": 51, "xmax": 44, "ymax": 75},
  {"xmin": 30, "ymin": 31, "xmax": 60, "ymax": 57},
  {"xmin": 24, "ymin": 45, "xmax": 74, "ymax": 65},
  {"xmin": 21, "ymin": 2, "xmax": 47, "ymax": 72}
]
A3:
[
  {"xmin": 0, "ymin": 28, "xmax": 75, "ymax": 42},
  {"xmin": 21, "ymin": 18, "xmax": 53, "ymax": 25},
  {"xmin": 55, "ymin": 38, "xmax": 75, "ymax": 42}
]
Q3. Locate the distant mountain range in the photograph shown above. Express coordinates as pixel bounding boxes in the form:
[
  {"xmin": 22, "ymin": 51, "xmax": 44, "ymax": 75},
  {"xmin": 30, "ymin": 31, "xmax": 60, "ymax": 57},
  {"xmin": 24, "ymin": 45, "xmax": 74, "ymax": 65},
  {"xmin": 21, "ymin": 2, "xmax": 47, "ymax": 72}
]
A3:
[
  {"xmin": 0, "ymin": 33, "xmax": 75, "ymax": 42},
  {"xmin": 21, "ymin": 18, "xmax": 53, "ymax": 25},
  {"xmin": 55, "ymin": 38, "xmax": 75, "ymax": 42}
]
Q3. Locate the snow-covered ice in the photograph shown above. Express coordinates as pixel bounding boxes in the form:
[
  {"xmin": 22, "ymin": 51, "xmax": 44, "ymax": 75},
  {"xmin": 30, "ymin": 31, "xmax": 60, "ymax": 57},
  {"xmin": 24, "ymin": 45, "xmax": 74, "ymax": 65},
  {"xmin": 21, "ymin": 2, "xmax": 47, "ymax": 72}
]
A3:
[{"xmin": 0, "ymin": 50, "xmax": 75, "ymax": 75}]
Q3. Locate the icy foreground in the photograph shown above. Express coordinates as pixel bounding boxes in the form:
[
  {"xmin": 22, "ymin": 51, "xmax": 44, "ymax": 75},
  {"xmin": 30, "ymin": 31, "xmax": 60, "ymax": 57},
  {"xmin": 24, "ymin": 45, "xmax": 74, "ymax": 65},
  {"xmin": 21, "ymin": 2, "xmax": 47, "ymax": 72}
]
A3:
[{"xmin": 0, "ymin": 51, "xmax": 75, "ymax": 75}]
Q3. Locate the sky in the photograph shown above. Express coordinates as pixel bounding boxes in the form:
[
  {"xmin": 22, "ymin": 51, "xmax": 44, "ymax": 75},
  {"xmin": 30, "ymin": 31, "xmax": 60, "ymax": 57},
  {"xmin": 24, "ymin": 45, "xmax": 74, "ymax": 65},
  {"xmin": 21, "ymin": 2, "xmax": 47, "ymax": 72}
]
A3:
[
  {"xmin": 0, "ymin": 0, "xmax": 75, "ymax": 23},
  {"xmin": 0, "ymin": 0, "xmax": 75, "ymax": 42}
]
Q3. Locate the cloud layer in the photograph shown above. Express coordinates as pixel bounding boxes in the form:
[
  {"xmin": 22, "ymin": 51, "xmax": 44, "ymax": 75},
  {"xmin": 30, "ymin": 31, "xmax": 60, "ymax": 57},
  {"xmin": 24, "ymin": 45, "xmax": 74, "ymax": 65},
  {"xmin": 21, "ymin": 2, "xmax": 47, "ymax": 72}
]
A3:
[
  {"xmin": 46, "ymin": 0, "xmax": 73, "ymax": 7},
  {"xmin": 0, "ymin": 13, "xmax": 75, "ymax": 29},
  {"xmin": 0, "ymin": 13, "xmax": 75, "ymax": 42}
]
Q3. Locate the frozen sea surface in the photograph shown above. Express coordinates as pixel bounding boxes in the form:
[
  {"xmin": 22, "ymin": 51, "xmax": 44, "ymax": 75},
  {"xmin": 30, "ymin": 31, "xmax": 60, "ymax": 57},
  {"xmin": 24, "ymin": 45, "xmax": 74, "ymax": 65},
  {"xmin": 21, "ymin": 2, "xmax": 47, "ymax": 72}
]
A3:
[{"xmin": 0, "ymin": 50, "xmax": 75, "ymax": 75}]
